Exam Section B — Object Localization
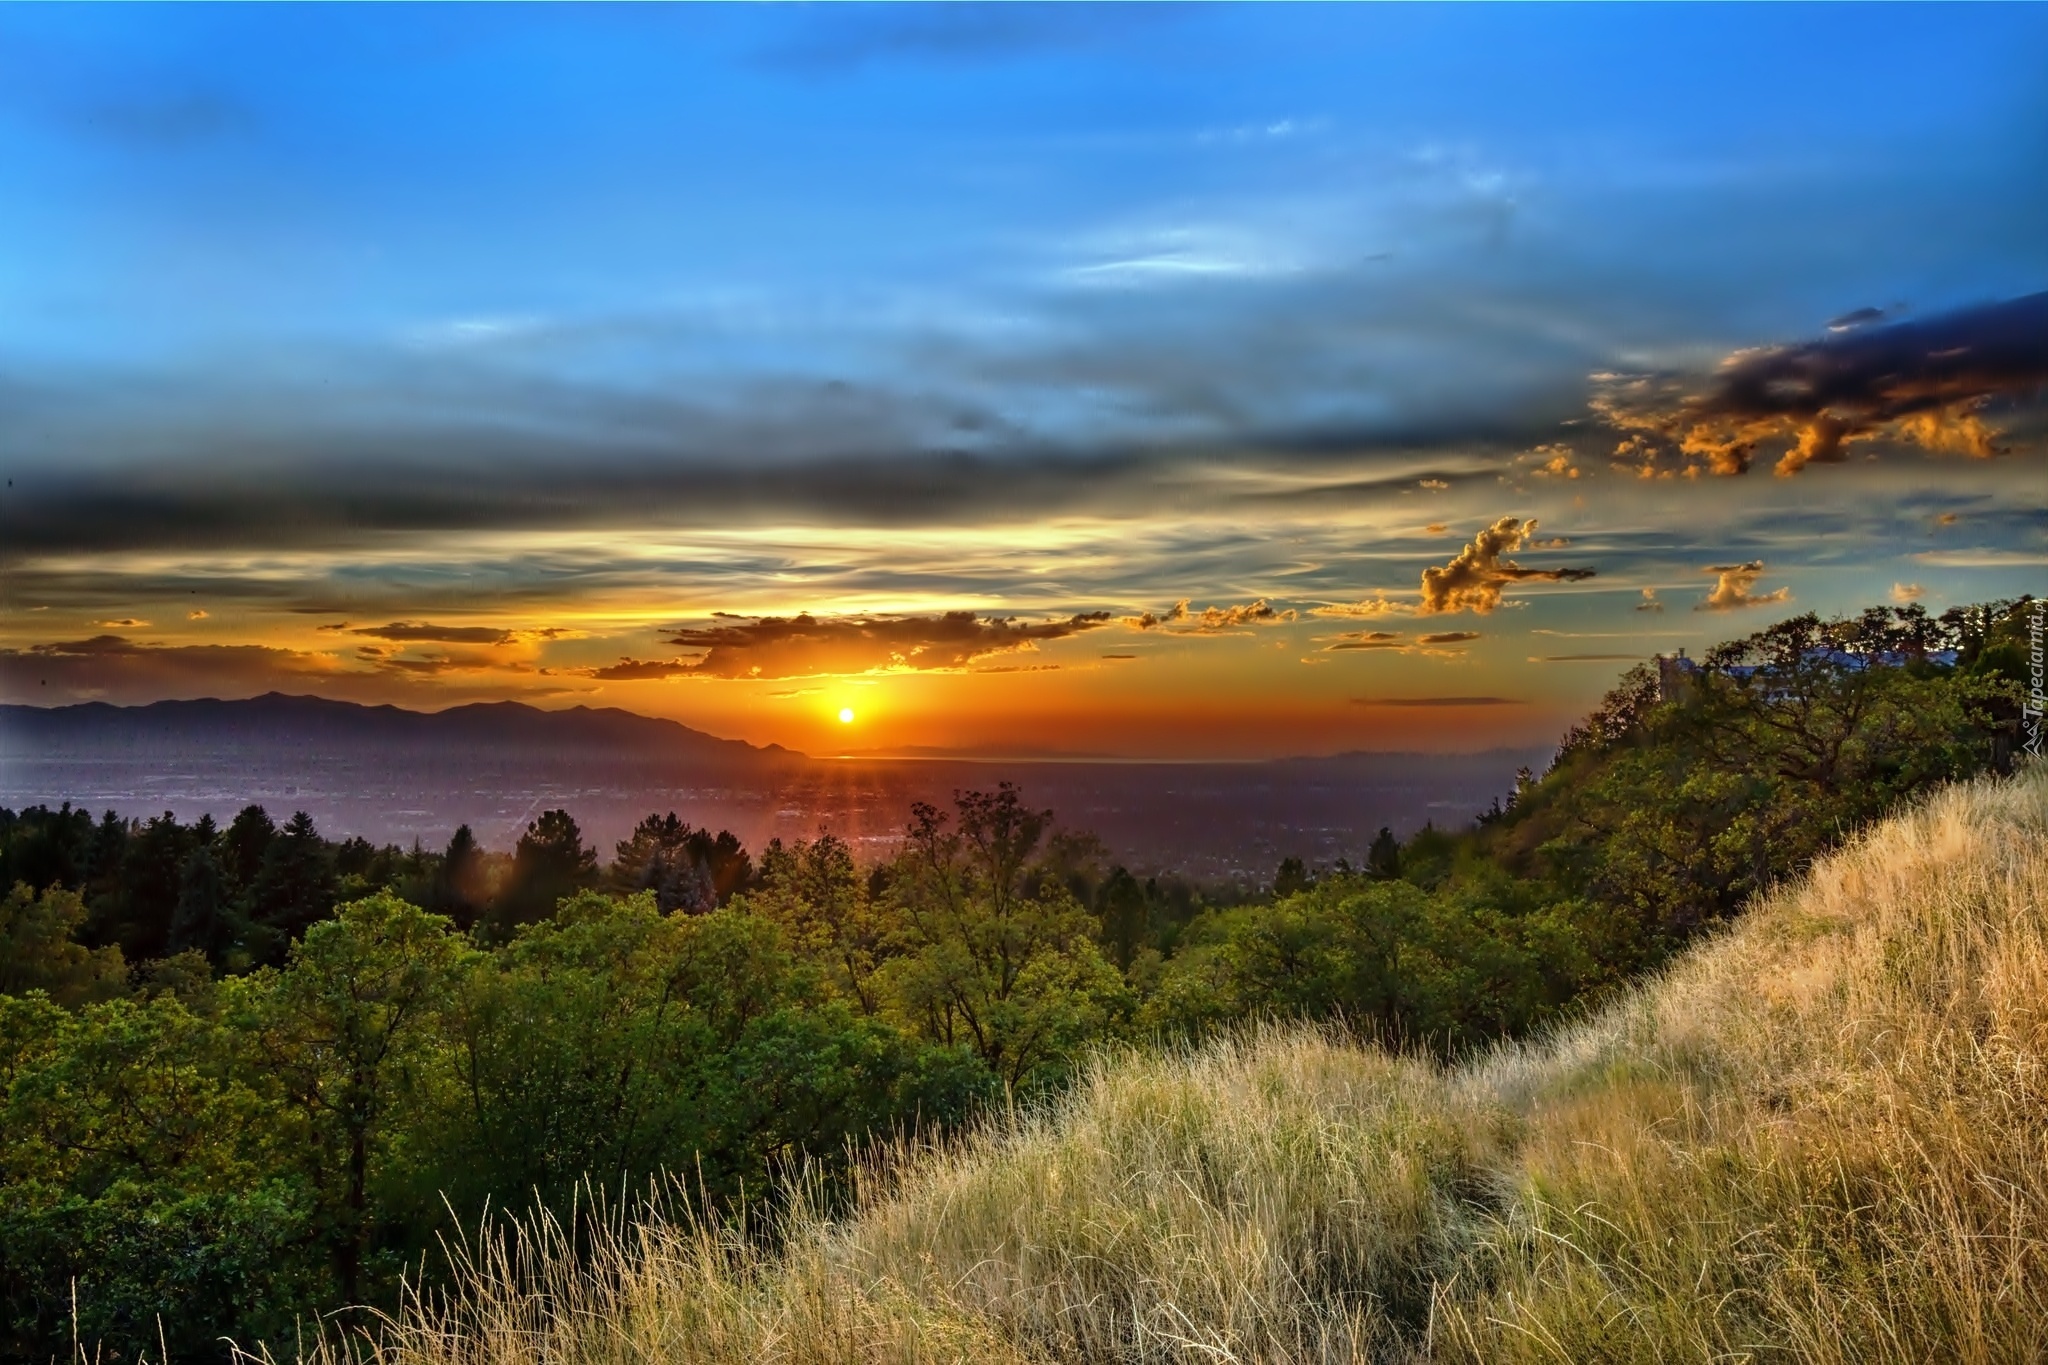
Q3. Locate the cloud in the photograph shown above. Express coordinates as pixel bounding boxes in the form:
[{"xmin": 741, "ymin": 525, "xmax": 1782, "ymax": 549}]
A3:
[
  {"xmin": 366, "ymin": 650, "xmax": 538, "ymax": 677},
  {"xmin": 583, "ymin": 657, "xmax": 701, "ymax": 681},
  {"xmin": 1826, "ymin": 304, "xmax": 1899, "ymax": 333},
  {"xmin": 1184, "ymin": 599, "xmax": 1295, "ymax": 631},
  {"xmin": 0, "ymin": 634, "xmax": 339, "ymax": 703},
  {"xmin": 1325, "ymin": 630, "xmax": 1406, "ymax": 651},
  {"xmin": 1423, "ymin": 523, "xmax": 1449, "ymax": 536},
  {"xmin": 1122, "ymin": 599, "xmax": 1296, "ymax": 632},
  {"xmin": 1418, "ymin": 516, "xmax": 1597, "ymax": 615},
  {"xmin": 1322, "ymin": 629, "xmax": 1478, "ymax": 655},
  {"xmin": 1697, "ymin": 561, "xmax": 1792, "ymax": 612},
  {"xmin": 575, "ymin": 609, "xmax": 1116, "ymax": 681},
  {"xmin": 1311, "ymin": 593, "xmax": 1411, "ymax": 620},
  {"xmin": 1636, "ymin": 587, "xmax": 1664, "ymax": 613},
  {"xmin": 1890, "ymin": 582, "xmax": 1926, "ymax": 604},
  {"xmin": 348, "ymin": 621, "xmax": 516, "ymax": 645},
  {"xmin": 187, "ymin": 609, "xmax": 209, "ymax": 620},
  {"xmin": 0, "ymin": 631, "xmax": 583, "ymax": 706},
  {"xmin": 1912, "ymin": 548, "xmax": 2048, "ymax": 567},
  {"xmin": 1350, "ymin": 695, "xmax": 1523, "ymax": 707},
  {"xmin": 1593, "ymin": 291, "xmax": 2048, "ymax": 477},
  {"xmin": 1525, "ymin": 443, "xmax": 1581, "ymax": 479},
  {"xmin": 93, "ymin": 618, "xmax": 149, "ymax": 628}
]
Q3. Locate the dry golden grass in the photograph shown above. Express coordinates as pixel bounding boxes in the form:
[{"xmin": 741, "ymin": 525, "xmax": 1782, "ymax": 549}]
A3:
[{"xmin": 281, "ymin": 767, "xmax": 2048, "ymax": 1365}]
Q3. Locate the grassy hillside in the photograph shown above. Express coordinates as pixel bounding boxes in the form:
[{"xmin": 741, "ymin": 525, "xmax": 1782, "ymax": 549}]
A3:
[{"xmin": 303, "ymin": 764, "xmax": 2048, "ymax": 1365}]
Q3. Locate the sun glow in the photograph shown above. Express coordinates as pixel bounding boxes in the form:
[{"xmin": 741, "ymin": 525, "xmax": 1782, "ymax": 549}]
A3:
[{"xmin": 838, "ymin": 707, "xmax": 856, "ymax": 724}]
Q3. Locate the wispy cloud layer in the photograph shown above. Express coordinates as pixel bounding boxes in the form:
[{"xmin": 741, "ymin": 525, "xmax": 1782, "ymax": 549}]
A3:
[{"xmin": 578, "ymin": 610, "xmax": 1117, "ymax": 681}]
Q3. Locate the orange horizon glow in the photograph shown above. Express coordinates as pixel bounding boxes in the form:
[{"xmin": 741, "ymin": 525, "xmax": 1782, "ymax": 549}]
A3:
[{"xmin": 4, "ymin": 460, "xmax": 2036, "ymax": 759}]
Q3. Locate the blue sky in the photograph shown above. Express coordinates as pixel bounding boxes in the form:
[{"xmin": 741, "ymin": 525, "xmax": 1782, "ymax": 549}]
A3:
[{"xmin": 2, "ymin": 4, "xmax": 2044, "ymax": 756}]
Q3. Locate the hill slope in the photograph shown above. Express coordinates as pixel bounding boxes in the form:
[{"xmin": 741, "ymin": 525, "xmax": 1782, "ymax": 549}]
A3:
[{"xmin": 315, "ymin": 768, "xmax": 2048, "ymax": 1364}]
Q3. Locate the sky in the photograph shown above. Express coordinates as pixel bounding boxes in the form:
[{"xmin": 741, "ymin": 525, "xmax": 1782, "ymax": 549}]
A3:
[{"xmin": 1, "ymin": 3, "xmax": 2045, "ymax": 759}]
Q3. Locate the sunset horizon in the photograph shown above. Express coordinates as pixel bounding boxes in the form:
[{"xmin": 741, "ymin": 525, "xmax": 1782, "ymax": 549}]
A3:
[{"xmin": 3, "ymin": 4, "xmax": 2044, "ymax": 764}]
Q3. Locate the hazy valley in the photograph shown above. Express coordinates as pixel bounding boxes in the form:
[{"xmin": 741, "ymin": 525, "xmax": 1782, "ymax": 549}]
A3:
[{"xmin": 0, "ymin": 693, "xmax": 1547, "ymax": 883}]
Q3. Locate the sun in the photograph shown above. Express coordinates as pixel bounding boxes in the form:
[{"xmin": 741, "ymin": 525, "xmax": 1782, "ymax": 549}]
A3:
[{"xmin": 838, "ymin": 707, "xmax": 856, "ymax": 724}]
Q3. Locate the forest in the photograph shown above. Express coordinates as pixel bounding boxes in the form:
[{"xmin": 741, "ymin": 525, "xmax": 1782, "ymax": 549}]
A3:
[{"xmin": 0, "ymin": 599, "xmax": 2033, "ymax": 1361}]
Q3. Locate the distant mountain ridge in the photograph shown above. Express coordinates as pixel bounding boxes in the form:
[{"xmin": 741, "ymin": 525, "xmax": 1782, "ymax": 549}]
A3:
[
  {"xmin": 0, "ymin": 693, "xmax": 1538, "ymax": 879},
  {"xmin": 0, "ymin": 692, "xmax": 798, "ymax": 764}
]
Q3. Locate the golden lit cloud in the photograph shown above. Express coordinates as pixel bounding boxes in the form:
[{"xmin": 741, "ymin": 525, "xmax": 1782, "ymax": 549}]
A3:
[
  {"xmin": 1418, "ymin": 516, "xmax": 1596, "ymax": 615},
  {"xmin": 1311, "ymin": 594, "xmax": 1411, "ymax": 620},
  {"xmin": 579, "ymin": 609, "xmax": 1115, "ymax": 681},
  {"xmin": 330, "ymin": 620, "xmax": 517, "ymax": 645},
  {"xmin": 1121, "ymin": 599, "xmax": 1296, "ymax": 632},
  {"xmin": 1525, "ymin": 444, "xmax": 1581, "ymax": 479},
  {"xmin": 1698, "ymin": 561, "xmax": 1792, "ymax": 612},
  {"xmin": 1321, "ymin": 629, "xmax": 1479, "ymax": 655}
]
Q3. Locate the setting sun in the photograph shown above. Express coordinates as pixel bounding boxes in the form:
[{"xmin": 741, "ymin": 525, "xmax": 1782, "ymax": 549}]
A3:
[{"xmin": 838, "ymin": 707, "xmax": 856, "ymax": 724}]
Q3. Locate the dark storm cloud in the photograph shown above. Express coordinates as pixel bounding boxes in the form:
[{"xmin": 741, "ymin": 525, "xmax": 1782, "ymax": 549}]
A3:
[
  {"xmin": 1595, "ymin": 291, "xmax": 2048, "ymax": 477},
  {"xmin": 575, "ymin": 609, "xmax": 1116, "ymax": 681},
  {"xmin": 0, "ymin": 229, "xmax": 1615, "ymax": 563}
]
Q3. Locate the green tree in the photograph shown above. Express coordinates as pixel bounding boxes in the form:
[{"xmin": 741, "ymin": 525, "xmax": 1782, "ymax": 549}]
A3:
[
  {"xmin": 611, "ymin": 813, "xmax": 754, "ymax": 912},
  {"xmin": 1366, "ymin": 826, "xmax": 1402, "ymax": 880},
  {"xmin": 1273, "ymin": 856, "xmax": 1313, "ymax": 897},
  {"xmin": 432, "ymin": 823, "xmax": 489, "ymax": 929},
  {"xmin": 169, "ymin": 846, "xmax": 236, "ymax": 966},
  {"xmin": 490, "ymin": 808, "xmax": 597, "ymax": 934},
  {"xmin": 1094, "ymin": 865, "xmax": 1150, "ymax": 972},
  {"xmin": 248, "ymin": 811, "xmax": 338, "ymax": 956},
  {"xmin": 252, "ymin": 893, "xmax": 470, "ymax": 1302},
  {"xmin": 0, "ymin": 991, "xmax": 314, "ymax": 1360},
  {"xmin": 881, "ymin": 786, "xmax": 1130, "ymax": 1089},
  {"xmin": 749, "ymin": 834, "xmax": 896, "ymax": 1013},
  {"xmin": 421, "ymin": 892, "xmax": 989, "ymax": 1219},
  {"xmin": 220, "ymin": 804, "xmax": 277, "ymax": 897},
  {"xmin": 0, "ymin": 883, "xmax": 128, "ymax": 1007}
]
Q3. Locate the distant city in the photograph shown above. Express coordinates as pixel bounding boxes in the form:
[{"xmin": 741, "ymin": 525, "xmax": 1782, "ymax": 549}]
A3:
[{"xmin": 0, "ymin": 694, "xmax": 1547, "ymax": 884}]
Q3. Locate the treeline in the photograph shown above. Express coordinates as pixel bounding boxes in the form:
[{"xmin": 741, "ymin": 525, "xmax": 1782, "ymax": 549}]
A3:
[
  {"xmin": 0, "ymin": 800, "xmax": 758, "ymax": 976},
  {"xmin": 0, "ymin": 598, "xmax": 2032, "ymax": 1360}
]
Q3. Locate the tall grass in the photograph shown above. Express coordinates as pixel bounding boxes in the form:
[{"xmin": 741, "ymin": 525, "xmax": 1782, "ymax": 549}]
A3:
[{"xmin": 276, "ymin": 768, "xmax": 2048, "ymax": 1365}]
